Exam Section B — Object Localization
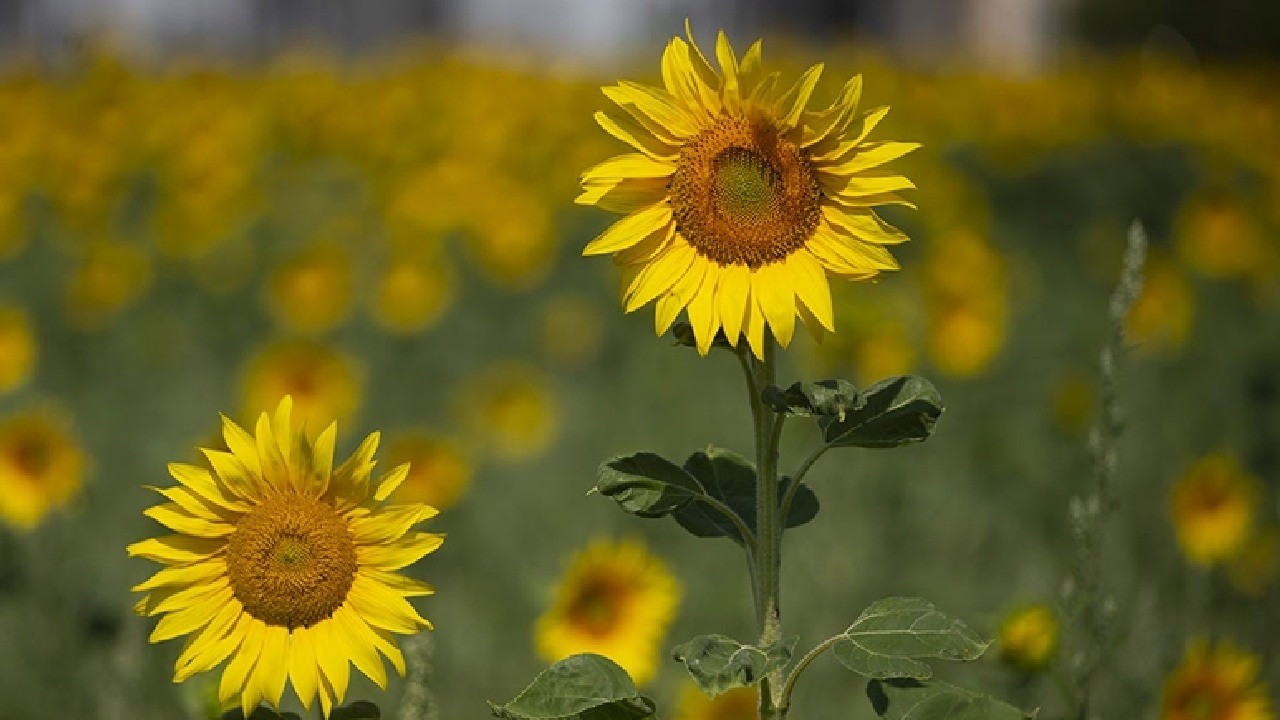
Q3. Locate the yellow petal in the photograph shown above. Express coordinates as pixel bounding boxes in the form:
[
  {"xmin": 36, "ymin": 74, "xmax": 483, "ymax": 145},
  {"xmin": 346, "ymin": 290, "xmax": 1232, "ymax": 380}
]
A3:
[
  {"xmin": 774, "ymin": 64, "xmax": 824, "ymax": 130},
  {"xmin": 333, "ymin": 604, "xmax": 389, "ymax": 689},
  {"xmin": 127, "ymin": 534, "xmax": 223, "ymax": 566},
  {"xmin": 654, "ymin": 253, "xmax": 708, "ymax": 335},
  {"xmin": 312, "ymin": 421, "xmax": 338, "ymax": 496},
  {"xmin": 219, "ymin": 415, "xmax": 261, "ymax": 476},
  {"xmin": 821, "ymin": 141, "xmax": 921, "ymax": 176},
  {"xmin": 372, "ymin": 462, "xmax": 411, "ymax": 501},
  {"xmin": 357, "ymin": 532, "xmax": 445, "ymax": 571},
  {"xmin": 272, "ymin": 396, "xmax": 294, "ymax": 462},
  {"xmin": 347, "ymin": 575, "xmax": 431, "ymax": 634},
  {"xmin": 132, "ymin": 558, "xmax": 227, "ymax": 592},
  {"xmin": 367, "ymin": 625, "xmax": 408, "ymax": 677},
  {"xmin": 744, "ymin": 293, "xmax": 766, "ymax": 360},
  {"xmin": 169, "ymin": 462, "xmax": 249, "ymax": 512},
  {"xmin": 811, "ymin": 105, "xmax": 891, "ymax": 161},
  {"xmin": 683, "ymin": 19, "xmax": 724, "ymax": 115},
  {"xmin": 316, "ymin": 668, "xmax": 335, "ymax": 718},
  {"xmin": 350, "ymin": 504, "xmax": 438, "ymax": 545},
  {"xmin": 582, "ymin": 204, "xmax": 673, "ymax": 257},
  {"xmin": 593, "ymin": 111, "xmax": 678, "ymax": 160},
  {"xmin": 143, "ymin": 503, "xmax": 235, "ymax": 538},
  {"xmin": 146, "ymin": 485, "xmax": 236, "ymax": 523},
  {"xmin": 255, "ymin": 412, "xmax": 291, "ymax": 493},
  {"xmin": 826, "ymin": 191, "xmax": 918, "ymax": 210},
  {"xmin": 819, "ymin": 173, "xmax": 915, "ymax": 200},
  {"xmin": 365, "ymin": 569, "xmax": 435, "ymax": 598},
  {"xmin": 738, "ymin": 40, "xmax": 763, "ymax": 86},
  {"xmin": 685, "ymin": 269, "xmax": 719, "ymax": 355},
  {"xmin": 331, "ymin": 432, "xmax": 379, "ymax": 504},
  {"xmin": 807, "ymin": 224, "xmax": 894, "ymax": 275},
  {"xmin": 660, "ymin": 39, "xmax": 714, "ymax": 122},
  {"xmin": 219, "ymin": 617, "xmax": 266, "ymax": 707},
  {"xmin": 787, "ymin": 250, "xmax": 835, "ymax": 332},
  {"xmin": 822, "ymin": 206, "xmax": 909, "ymax": 245},
  {"xmin": 287, "ymin": 626, "xmax": 319, "ymax": 711},
  {"xmin": 614, "ymin": 222, "xmax": 675, "ymax": 267},
  {"xmin": 715, "ymin": 30, "xmax": 740, "ymax": 110},
  {"xmin": 150, "ymin": 585, "xmax": 234, "ymax": 643},
  {"xmin": 624, "ymin": 240, "xmax": 698, "ymax": 312},
  {"xmin": 253, "ymin": 625, "xmax": 291, "ymax": 709},
  {"xmin": 797, "ymin": 300, "xmax": 828, "ymax": 343},
  {"xmin": 819, "ymin": 220, "xmax": 901, "ymax": 270},
  {"xmin": 581, "ymin": 153, "xmax": 675, "ymax": 184},
  {"xmin": 174, "ymin": 601, "xmax": 245, "ymax": 682},
  {"xmin": 312, "ymin": 619, "xmax": 351, "ymax": 702},
  {"xmin": 135, "ymin": 576, "xmax": 230, "ymax": 616},
  {"xmin": 752, "ymin": 262, "xmax": 796, "ymax": 347},
  {"xmin": 801, "ymin": 75, "xmax": 863, "ymax": 148},
  {"xmin": 602, "ymin": 82, "xmax": 698, "ymax": 142},
  {"xmin": 716, "ymin": 263, "xmax": 750, "ymax": 344},
  {"xmin": 576, "ymin": 176, "xmax": 669, "ymax": 214},
  {"xmin": 202, "ymin": 450, "xmax": 261, "ymax": 503}
]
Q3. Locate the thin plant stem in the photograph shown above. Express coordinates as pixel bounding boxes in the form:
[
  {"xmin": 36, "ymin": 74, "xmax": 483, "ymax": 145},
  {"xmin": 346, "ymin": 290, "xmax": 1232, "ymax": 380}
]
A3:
[
  {"xmin": 779, "ymin": 634, "xmax": 841, "ymax": 710},
  {"xmin": 748, "ymin": 339, "xmax": 786, "ymax": 720},
  {"xmin": 778, "ymin": 444, "xmax": 828, "ymax": 525},
  {"xmin": 694, "ymin": 493, "xmax": 759, "ymax": 558}
]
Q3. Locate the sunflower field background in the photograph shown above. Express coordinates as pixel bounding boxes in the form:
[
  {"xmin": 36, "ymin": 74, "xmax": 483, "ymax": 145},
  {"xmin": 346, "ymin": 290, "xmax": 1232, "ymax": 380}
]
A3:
[{"xmin": 0, "ymin": 15, "xmax": 1279, "ymax": 720}]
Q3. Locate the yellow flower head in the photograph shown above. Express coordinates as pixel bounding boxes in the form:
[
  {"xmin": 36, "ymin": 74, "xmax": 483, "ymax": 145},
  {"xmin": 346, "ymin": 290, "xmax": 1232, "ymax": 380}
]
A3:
[
  {"xmin": 384, "ymin": 433, "xmax": 471, "ymax": 511},
  {"xmin": 1177, "ymin": 192, "xmax": 1273, "ymax": 281},
  {"xmin": 371, "ymin": 250, "xmax": 454, "ymax": 334},
  {"xmin": 0, "ymin": 304, "xmax": 36, "ymax": 394},
  {"xmin": 267, "ymin": 242, "xmax": 354, "ymax": 335},
  {"xmin": 923, "ymin": 231, "xmax": 1006, "ymax": 378},
  {"xmin": 535, "ymin": 538, "xmax": 680, "ymax": 686},
  {"xmin": 1162, "ymin": 639, "xmax": 1272, "ymax": 720},
  {"xmin": 65, "ymin": 241, "xmax": 152, "ymax": 330},
  {"xmin": 579, "ymin": 22, "xmax": 917, "ymax": 358},
  {"xmin": 1170, "ymin": 453, "xmax": 1256, "ymax": 567},
  {"xmin": 0, "ymin": 409, "xmax": 84, "ymax": 531},
  {"xmin": 539, "ymin": 294, "xmax": 605, "ymax": 368},
  {"xmin": 1127, "ymin": 253, "xmax": 1194, "ymax": 351},
  {"xmin": 461, "ymin": 363, "xmax": 559, "ymax": 462},
  {"xmin": 241, "ymin": 340, "xmax": 361, "ymax": 432},
  {"xmin": 128, "ymin": 397, "xmax": 443, "ymax": 718},
  {"xmin": 676, "ymin": 683, "xmax": 757, "ymax": 720},
  {"xmin": 998, "ymin": 604, "xmax": 1058, "ymax": 673},
  {"xmin": 1227, "ymin": 526, "xmax": 1279, "ymax": 598}
]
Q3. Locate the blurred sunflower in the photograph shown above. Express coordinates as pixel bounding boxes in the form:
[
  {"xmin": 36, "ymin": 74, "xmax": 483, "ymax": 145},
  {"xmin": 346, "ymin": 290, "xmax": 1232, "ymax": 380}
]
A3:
[
  {"xmin": 535, "ymin": 538, "xmax": 680, "ymax": 686},
  {"xmin": 923, "ymin": 230, "xmax": 1006, "ymax": 378},
  {"xmin": 1227, "ymin": 527, "xmax": 1279, "ymax": 597},
  {"xmin": 1050, "ymin": 372, "xmax": 1094, "ymax": 436},
  {"xmin": 539, "ymin": 294, "xmax": 605, "ymax": 368},
  {"xmin": 371, "ymin": 250, "xmax": 454, "ymax": 334},
  {"xmin": 1127, "ymin": 253, "xmax": 1193, "ymax": 351},
  {"xmin": 676, "ymin": 683, "xmax": 756, "ymax": 720},
  {"xmin": 1161, "ymin": 639, "xmax": 1272, "ymax": 720},
  {"xmin": 241, "ymin": 340, "xmax": 361, "ymax": 432},
  {"xmin": 1170, "ymin": 453, "xmax": 1256, "ymax": 567},
  {"xmin": 0, "ymin": 304, "xmax": 36, "ymax": 394},
  {"xmin": 461, "ymin": 363, "xmax": 559, "ymax": 462},
  {"xmin": 0, "ymin": 409, "xmax": 84, "ymax": 531},
  {"xmin": 266, "ymin": 242, "xmax": 354, "ymax": 335},
  {"xmin": 579, "ymin": 22, "xmax": 916, "ymax": 357},
  {"xmin": 128, "ymin": 397, "xmax": 442, "ymax": 717},
  {"xmin": 1176, "ymin": 192, "xmax": 1273, "ymax": 282},
  {"xmin": 997, "ymin": 604, "xmax": 1058, "ymax": 673},
  {"xmin": 64, "ymin": 241, "xmax": 152, "ymax": 330},
  {"xmin": 384, "ymin": 434, "xmax": 471, "ymax": 511}
]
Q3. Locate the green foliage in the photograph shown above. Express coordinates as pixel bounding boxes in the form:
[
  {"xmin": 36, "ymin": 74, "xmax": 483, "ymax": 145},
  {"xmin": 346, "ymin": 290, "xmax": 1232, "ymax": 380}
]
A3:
[
  {"xmin": 832, "ymin": 597, "xmax": 989, "ymax": 680},
  {"xmin": 671, "ymin": 634, "xmax": 797, "ymax": 697},
  {"xmin": 820, "ymin": 376, "xmax": 944, "ymax": 449},
  {"xmin": 672, "ymin": 447, "xmax": 818, "ymax": 543},
  {"xmin": 866, "ymin": 679, "xmax": 1036, "ymax": 720},
  {"xmin": 763, "ymin": 379, "xmax": 861, "ymax": 420},
  {"xmin": 489, "ymin": 654, "xmax": 656, "ymax": 720},
  {"xmin": 596, "ymin": 453, "xmax": 702, "ymax": 518}
]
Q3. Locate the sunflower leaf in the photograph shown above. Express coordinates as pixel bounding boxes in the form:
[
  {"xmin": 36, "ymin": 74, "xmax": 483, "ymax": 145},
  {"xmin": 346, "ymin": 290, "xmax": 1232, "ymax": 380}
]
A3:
[
  {"xmin": 489, "ymin": 654, "xmax": 656, "ymax": 720},
  {"xmin": 833, "ymin": 597, "xmax": 989, "ymax": 680},
  {"xmin": 596, "ymin": 452, "xmax": 704, "ymax": 518},
  {"xmin": 820, "ymin": 375, "xmax": 944, "ymax": 449},
  {"xmin": 672, "ymin": 447, "xmax": 818, "ymax": 543},
  {"xmin": 763, "ymin": 379, "xmax": 862, "ymax": 419},
  {"xmin": 866, "ymin": 679, "xmax": 1037, "ymax": 720},
  {"xmin": 671, "ymin": 634, "xmax": 798, "ymax": 697}
]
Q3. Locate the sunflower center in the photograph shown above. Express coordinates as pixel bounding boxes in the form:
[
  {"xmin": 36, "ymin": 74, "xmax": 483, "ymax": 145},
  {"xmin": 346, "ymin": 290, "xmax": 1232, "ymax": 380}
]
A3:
[
  {"xmin": 671, "ymin": 113, "xmax": 821, "ymax": 268},
  {"xmin": 567, "ymin": 576, "xmax": 624, "ymax": 637},
  {"xmin": 11, "ymin": 433, "xmax": 51, "ymax": 478},
  {"xmin": 225, "ymin": 492, "xmax": 357, "ymax": 629}
]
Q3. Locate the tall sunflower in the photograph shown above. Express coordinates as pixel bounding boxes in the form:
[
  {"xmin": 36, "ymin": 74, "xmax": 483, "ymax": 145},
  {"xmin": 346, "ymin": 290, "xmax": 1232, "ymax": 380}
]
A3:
[
  {"xmin": 128, "ymin": 397, "xmax": 443, "ymax": 717},
  {"xmin": 578, "ymin": 22, "xmax": 917, "ymax": 357},
  {"xmin": 0, "ymin": 409, "xmax": 84, "ymax": 531}
]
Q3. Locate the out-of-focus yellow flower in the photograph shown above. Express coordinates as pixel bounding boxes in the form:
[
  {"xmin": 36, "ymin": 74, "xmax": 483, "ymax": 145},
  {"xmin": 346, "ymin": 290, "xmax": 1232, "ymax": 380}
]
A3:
[
  {"xmin": 0, "ymin": 409, "xmax": 84, "ymax": 531},
  {"xmin": 0, "ymin": 305, "xmax": 36, "ymax": 394},
  {"xmin": 535, "ymin": 538, "xmax": 680, "ymax": 686},
  {"xmin": 385, "ymin": 433, "xmax": 471, "ymax": 511},
  {"xmin": 461, "ymin": 363, "xmax": 559, "ymax": 462},
  {"xmin": 539, "ymin": 295, "xmax": 604, "ymax": 368},
  {"xmin": 675, "ymin": 683, "xmax": 756, "ymax": 720},
  {"xmin": 371, "ymin": 250, "xmax": 454, "ymax": 334},
  {"xmin": 1170, "ymin": 453, "xmax": 1256, "ymax": 567},
  {"xmin": 1051, "ymin": 372, "xmax": 1094, "ymax": 435},
  {"xmin": 0, "ymin": 184, "xmax": 27, "ymax": 262},
  {"xmin": 64, "ymin": 242, "xmax": 152, "ymax": 330},
  {"xmin": 924, "ymin": 231, "xmax": 1006, "ymax": 378},
  {"xmin": 467, "ymin": 181, "xmax": 555, "ymax": 291},
  {"xmin": 1176, "ymin": 193, "xmax": 1275, "ymax": 282},
  {"xmin": 1127, "ymin": 253, "xmax": 1194, "ymax": 351},
  {"xmin": 266, "ymin": 242, "xmax": 354, "ymax": 334},
  {"xmin": 1228, "ymin": 527, "xmax": 1279, "ymax": 598},
  {"xmin": 853, "ymin": 319, "xmax": 916, "ymax": 385},
  {"xmin": 1161, "ymin": 639, "xmax": 1272, "ymax": 720},
  {"xmin": 998, "ymin": 604, "xmax": 1058, "ymax": 672},
  {"xmin": 241, "ymin": 340, "xmax": 361, "ymax": 432}
]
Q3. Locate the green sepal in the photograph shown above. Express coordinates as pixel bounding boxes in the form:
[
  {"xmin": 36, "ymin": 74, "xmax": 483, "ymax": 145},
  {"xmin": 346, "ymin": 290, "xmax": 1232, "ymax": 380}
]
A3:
[
  {"xmin": 762, "ymin": 380, "xmax": 861, "ymax": 419},
  {"xmin": 670, "ymin": 321, "xmax": 736, "ymax": 352},
  {"xmin": 867, "ymin": 679, "xmax": 1037, "ymax": 720},
  {"xmin": 489, "ymin": 654, "xmax": 656, "ymax": 720},
  {"xmin": 820, "ymin": 376, "xmax": 944, "ymax": 448},
  {"xmin": 832, "ymin": 597, "xmax": 989, "ymax": 680},
  {"xmin": 596, "ymin": 453, "xmax": 703, "ymax": 518},
  {"xmin": 671, "ymin": 634, "xmax": 798, "ymax": 697},
  {"xmin": 671, "ymin": 447, "xmax": 818, "ymax": 543}
]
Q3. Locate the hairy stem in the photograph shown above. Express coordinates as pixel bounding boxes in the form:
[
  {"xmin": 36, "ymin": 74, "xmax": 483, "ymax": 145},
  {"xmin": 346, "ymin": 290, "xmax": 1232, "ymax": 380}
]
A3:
[
  {"xmin": 747, "ymin": 340, "xmax": 785, "ymax": 720},
  {"xmin": 779, "ymin": 635, "xmax": 841, "ymax": 711},
  {"xmin": 778, "ymin": 443, "xmax": 827, "ymax": 526}
]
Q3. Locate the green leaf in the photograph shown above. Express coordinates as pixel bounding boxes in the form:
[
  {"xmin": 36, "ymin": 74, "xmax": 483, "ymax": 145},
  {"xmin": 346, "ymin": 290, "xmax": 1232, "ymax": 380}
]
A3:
[
  {"xmin": 489, "ymin": 654, "xmax": 656, "ymax": 720},
  {"xmin": 820, "ymin": 376, "xmax": 944, "ymax": 448},
  {"xmin": 331, "ymin": 702, "xmax": 382, "ymax": 720},
  {"xmin": 671, "ymin": 447, "xmax": 818, "ymax": 543},
  {"xmin": 763, "ymin": 380, "xmax": 862, "ymax": 419},
  {"xmin": 832, "ymin": 597, "xmax": 989, "ymax": 680},
  {"xmin": 867, "ymin": 679, "xmax": 1036, "ymax": 720},
  {"xmin": 596, "ymin": 453, "xmax": 703, "ymax": 518},
  {"xmin": 671, "ymin": 635, "xmax": 798, "ymax": 697}
]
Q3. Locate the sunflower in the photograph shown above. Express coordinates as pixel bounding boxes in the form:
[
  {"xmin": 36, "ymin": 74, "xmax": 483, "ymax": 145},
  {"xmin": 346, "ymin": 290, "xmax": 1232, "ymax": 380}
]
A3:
[
  {"xmin": 0, "ymin": 409, "xmax": 85, "ymax": 531},
  {"xmin": 461, "ymin": 363, "xmax": 559, "ymax": 462},
  {"xmin": 128, "ymin": 397, "xmax": 443, "ymax": 717},
  {"xmin": 676, "ymin": 683, "xmax": 757, "ymax": 720},
  {"xmin": 535, "ymin": 538, "xmax": 680, "ymax": 686},
  {"xmin": 384, "ymin": 433, "xmax": 471, "ymax": 511},
  {"xmin": 0, "ymin": 304, "xmax": 36, "ymax": 394},
  {"xmin": 266, "ymin": 242, "xmax": 354, "ymax": 335},
  {"xmin": 371, "ymin": 250, "xmax": 454, "ymax": 334},
  {"xmin": 578, "ymin": 22, "xmax": 917, "ymax": 358},
  {"xmin": 1162, "ymin": 639, "xmax": 1272, "ymax": 720},
  {"xmin": 241, "ymin": 340, "xmax": 361, "ymax": 432},
  {"xmin": 997, "ymin": 604, "xmax": 1058, "ymax": 673},
  {"xmin": 1170, "ymin": 453, "xmax": 1256, "ymax": 567}
]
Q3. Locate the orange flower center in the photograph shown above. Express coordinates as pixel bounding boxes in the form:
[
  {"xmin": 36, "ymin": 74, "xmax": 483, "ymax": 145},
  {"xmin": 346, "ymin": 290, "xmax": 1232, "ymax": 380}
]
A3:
[{"xmin": 567, "ymin": 575, "xmax": 627, "ymax": 637}]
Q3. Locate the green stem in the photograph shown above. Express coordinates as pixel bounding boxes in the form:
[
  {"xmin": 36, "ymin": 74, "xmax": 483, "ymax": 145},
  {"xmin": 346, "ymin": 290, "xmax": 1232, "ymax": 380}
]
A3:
[
  {"xmin": 779, "ymin": 635, "xmax": 841, "ymax": 711},
  {"xmin": 750, "ymin": 340, "xmax": 785, "ymax": 720},
  {"xmin": 694, "ymin": 493, "xmax": 758, "ymax": 557},
  {"xmin": 778, "ymin": 444, "xmax": 827, "ymax": 526}
]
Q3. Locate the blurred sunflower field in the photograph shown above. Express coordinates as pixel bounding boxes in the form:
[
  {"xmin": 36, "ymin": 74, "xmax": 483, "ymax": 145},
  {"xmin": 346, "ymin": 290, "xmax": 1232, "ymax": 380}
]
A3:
[{"xmin": 0, "ymin": 32, "xmax": 1279, "ymax": 720}]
